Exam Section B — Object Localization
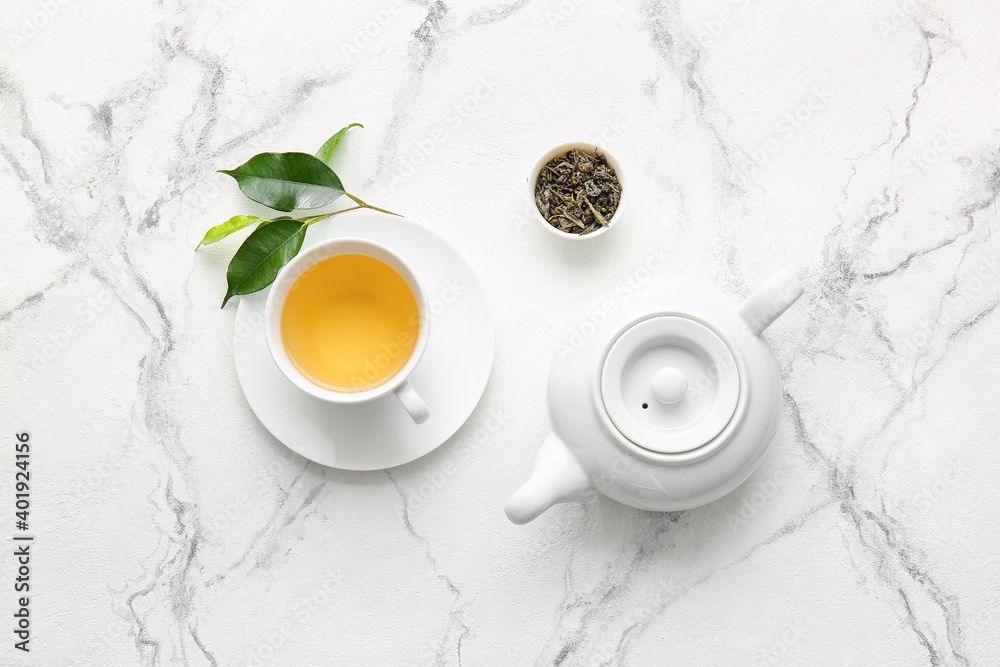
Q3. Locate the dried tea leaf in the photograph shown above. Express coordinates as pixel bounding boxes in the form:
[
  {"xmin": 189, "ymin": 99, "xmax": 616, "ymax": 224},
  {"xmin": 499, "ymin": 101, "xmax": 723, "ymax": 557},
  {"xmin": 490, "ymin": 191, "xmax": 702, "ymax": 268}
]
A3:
[{"xmin": 533, "ymin": 148, "xmax": 621, "ymax": 235}]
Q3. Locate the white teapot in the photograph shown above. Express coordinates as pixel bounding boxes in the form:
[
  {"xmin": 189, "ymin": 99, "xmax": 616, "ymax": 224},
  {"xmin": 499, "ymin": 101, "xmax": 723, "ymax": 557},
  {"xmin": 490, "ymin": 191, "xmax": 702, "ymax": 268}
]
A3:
[{"xmin": 505, "ymin": 270, "xmax": 804, "ymax": 524}]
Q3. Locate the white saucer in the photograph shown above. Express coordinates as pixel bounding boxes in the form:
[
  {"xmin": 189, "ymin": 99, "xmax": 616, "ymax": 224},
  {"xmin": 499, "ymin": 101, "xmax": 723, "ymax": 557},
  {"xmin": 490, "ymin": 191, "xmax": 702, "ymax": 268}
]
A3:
[{"xmin": 233, "ymin": 210, "xmax": 494, "ymax": 471}]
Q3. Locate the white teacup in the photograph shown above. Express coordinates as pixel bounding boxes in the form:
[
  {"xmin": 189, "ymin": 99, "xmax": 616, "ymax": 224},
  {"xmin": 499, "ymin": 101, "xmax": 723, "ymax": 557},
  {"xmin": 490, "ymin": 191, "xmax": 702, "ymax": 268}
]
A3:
[{"xmin": 264, "ymin": 238, "xmax": 431, "ymax": 424}]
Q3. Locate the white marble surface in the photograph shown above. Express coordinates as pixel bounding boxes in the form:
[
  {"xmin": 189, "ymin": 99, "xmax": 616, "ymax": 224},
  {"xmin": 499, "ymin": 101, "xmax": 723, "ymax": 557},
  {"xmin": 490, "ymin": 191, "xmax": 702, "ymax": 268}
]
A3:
[{"xmin": 1, "ymin": 0, "xmax": 999, "ymax": 665}]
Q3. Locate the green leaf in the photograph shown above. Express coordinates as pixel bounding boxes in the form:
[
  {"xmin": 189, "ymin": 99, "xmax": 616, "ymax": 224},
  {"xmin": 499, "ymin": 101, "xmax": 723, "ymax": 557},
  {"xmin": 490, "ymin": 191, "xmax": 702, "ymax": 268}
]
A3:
[
  {"xmin": 258, "ymin": 216, "xmax": 293, "ymax": 227},
  {"xmin": 196, "ymin": 215, "xmax": 263, "ymax": 249},
  {"xmin": 315, "ymin": 123, "xmax": 363, "ymax": 165},
  {"xmin": 222, "ymin": 218, "xmax": 308, "ymax": 307},
  {"xmin": 218, "ymin": 152, "xmax": 345, "ymax": 212}
]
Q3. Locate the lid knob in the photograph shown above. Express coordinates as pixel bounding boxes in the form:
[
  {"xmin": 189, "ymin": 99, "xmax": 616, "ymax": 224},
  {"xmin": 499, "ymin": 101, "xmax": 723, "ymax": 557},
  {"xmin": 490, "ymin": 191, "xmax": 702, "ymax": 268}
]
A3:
[{"xmin": 651, "ymin": 366, "xmax": 688, "ymax": 404}]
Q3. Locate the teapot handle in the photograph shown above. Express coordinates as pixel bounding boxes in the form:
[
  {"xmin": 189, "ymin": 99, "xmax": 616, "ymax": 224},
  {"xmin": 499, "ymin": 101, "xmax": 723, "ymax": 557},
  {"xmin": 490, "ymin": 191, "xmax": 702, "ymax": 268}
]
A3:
[{"xmin": 737, "ymin": 269, "xmax": 804, "ymax": 336}]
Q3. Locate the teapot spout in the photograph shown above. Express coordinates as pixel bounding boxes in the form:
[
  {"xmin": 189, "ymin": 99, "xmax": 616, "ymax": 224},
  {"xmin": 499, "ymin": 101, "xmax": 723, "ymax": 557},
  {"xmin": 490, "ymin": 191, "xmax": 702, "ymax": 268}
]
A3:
[
  {"xmin": 737, "ymin": 269, "xmax": 804, "ymax": 336},
  {"xmin": 505, "ymin": 433, "xmax": 596, "ymax": 525}
]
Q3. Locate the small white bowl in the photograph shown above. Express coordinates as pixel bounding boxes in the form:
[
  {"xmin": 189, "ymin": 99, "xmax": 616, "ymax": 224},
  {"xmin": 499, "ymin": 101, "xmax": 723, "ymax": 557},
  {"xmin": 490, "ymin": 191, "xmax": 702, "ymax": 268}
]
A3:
[{"xmin": 527, "ymin": 141, "xmax": 627, "ymax": 240}]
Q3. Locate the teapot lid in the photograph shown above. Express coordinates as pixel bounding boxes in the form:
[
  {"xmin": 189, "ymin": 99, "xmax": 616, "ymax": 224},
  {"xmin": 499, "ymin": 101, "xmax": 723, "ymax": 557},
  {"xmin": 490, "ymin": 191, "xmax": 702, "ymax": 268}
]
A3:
[{"xmin": 600, "ymin": 316, "xmax": 740, "ymax": 455}]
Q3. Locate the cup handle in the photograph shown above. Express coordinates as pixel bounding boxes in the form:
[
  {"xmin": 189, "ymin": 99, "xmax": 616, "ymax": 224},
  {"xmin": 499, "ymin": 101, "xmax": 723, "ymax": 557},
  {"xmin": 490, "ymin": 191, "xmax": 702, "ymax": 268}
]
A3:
[{"xmin": 394, "ymin": 381, "xmax": 430, "ymax": 424}]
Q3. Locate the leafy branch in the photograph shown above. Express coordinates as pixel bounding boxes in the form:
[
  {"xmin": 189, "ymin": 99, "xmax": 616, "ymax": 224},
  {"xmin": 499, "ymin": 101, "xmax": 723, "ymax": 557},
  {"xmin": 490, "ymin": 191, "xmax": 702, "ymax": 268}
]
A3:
[{"xmin": 196, "ymin": 123, "xmax": 400, "ymax": 307}]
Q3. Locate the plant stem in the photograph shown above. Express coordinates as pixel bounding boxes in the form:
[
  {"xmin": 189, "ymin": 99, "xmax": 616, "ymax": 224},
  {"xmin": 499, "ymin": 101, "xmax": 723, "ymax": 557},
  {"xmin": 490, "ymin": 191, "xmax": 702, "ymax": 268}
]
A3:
[
  {"xmin": 345, "ymin": 192, "xmax": 403, "ymax": 217},
  {"xmin": 295, "ymin": 195, "xmax": 402, "ymax": 229},
  {"xmin": 300, "ymin": 206, "xmax": 364, "ymax": 226}
]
